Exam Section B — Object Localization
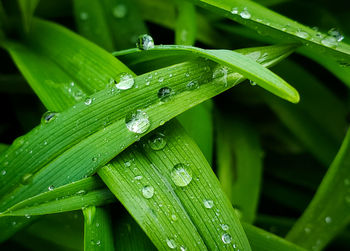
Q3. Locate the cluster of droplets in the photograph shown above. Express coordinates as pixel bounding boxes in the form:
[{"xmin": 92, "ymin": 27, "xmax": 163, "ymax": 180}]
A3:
[{"xmin": 231, "ymin": 7, "xmax": 251, "ymax": 19}]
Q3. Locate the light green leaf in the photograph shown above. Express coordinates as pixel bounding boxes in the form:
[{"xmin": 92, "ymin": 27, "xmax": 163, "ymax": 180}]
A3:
[
  {"xmin": 83, "ymin": 206, "xmax": 114, "ymax": 251},
  {"xmin": 175, "ymin": 0, "xmax": 197, "ymax": 45},
  {"xmin": 286, "ymin": 127, "xmax": 350, "ymax": 250}
]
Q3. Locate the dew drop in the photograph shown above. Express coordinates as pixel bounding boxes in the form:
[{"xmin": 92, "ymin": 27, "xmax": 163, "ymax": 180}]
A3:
[
  {"xmin": 321, "ymin": 36, "xmax": 338, "ymax": 48},
  {"xmin": 80, "ymin": 12, "xmax": 89, "ymax": 21},
  {"xmin": 240, "ymin": 8, "xmax": 251, "ymax": 19},
  {"xmin": 48, "ymin": 185, "xmax": 55, "ymax": 191},
  {"xmin": 112, "ymin": 4, "xmax": 127, "ymax": 18},
  {"xmin": 148, "ymin": 132, "xmax": 166, "ymax": 150},
  {"xmin": 124, "ymin": 161, "xmax": 131, "ymax": 167},
  {"xmin": 41, "ymin": 111, "xmax": 58, "ymax": 124},
  {"xmin": 203, "ymin": 199, "xmax": 214, "ymax": 209},
  {"xmin": 186, "ymin": 80, "xmax": 199, "ymax": 90},
  {"xmin": 92, "ymin": 156, "xmax": 98, "ymax": 162},
  {"xmin": 221, "ymin": 233, "xmax": 232, "ymax": 244},
  {"xmin": 249, "ymin": 80, "xmax": 257, "ymax": 86},
  {"xmin": 115, "ymin": 73, "xmax": 134, "ymax": 90},
  {"xmin": 76, "ymin": 190, "xmax": 87, "ymax": 196},
  {"xmin": 24, "ymin": 214, "xmax": 31, "ymax": 219},
  {"xmin": 328, "ymin": 28, "xmax": 344, "ymax": 42},
  {"xmin": 136, "ymin": 34, "xmax": 155, "ymax": 50},
  {"xmin": 221, "ymin": 224, "xmax": 229, "ymax": 231},
  {"xmin": 84, "ymin": 98, "xmax": 92, "ymax": 105},
  {"xmin": 296, "ymin": 30, "xmax": 310, "ymax": 39},
  {"xmin": 166, "ymin": 239, "xmax": 176, "ymax": 249},
  {"xmin": 96, "ymin": 240, "xmax": 101, "ymax": 246},
  {"xmin": 125, "ymin": 110, "xmax": 150, "ymax": 134},
  {"xmin": 158, "ymin": 87, "xmax": 175, "ymax": 102},
  {"xmin": 180, "ymin": 246, "xmax": 187, "ymax": 251},
  {"xmin": 134, "ymin": 175, "xmax": 143, "ymax": 180},
  {"xmin": 170, "ymin": 163, "xmax": 192, "ymax": 187},
  {"xmin": 304, "ymin": 227, "xmax": 311, "ymax": 233},
  {"xmin": 1, "ymin": 170, "xmax": 6, "ymax": 176},
  {"xmin": 21, "ymin": 173, "xmax": 33, "ymax": 185},
  {"xmin": 325, "ymin": 216, "xmax": 332, "ymax": 224},
  {"xmin": 171, "ymin": 214, "xmax": 178, "ymax": 221},
  {"xmin": 142, "ymin": 185, "xmax": 154, "ymax": 199},
  {"xmin": 212, "ymin": 66, "xmax": 228, "ymax": 86},
  {"xmin": 231, "ymin": 7, "xmax": 239, "ymax": 14}
]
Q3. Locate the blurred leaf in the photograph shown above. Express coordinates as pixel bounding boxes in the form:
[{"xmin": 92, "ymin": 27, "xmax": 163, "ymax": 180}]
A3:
[
  {"xmin": 17, "ymin": 0, "xmax": 39, "ymax": 32},
  {"xmin": 175, "ymin": 0, "xmax": 197, "ymax": 45}
]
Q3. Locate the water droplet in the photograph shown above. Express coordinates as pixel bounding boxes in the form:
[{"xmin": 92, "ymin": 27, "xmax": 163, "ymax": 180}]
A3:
[
  {"xmin": 203, "ymin": 199, "xmax": 214, "ymax": 209},
  {"xmin": 21, "ymin": 173, "xmax": 33, "ymax": 185},
  {"xmin": 134, "ymin": 175, "xmax": 143, "ymax": 180},
  {"xmin": 221, "ymin": 233, "xmax": 232, "ymax": 244},
  {"xmin": 328, "ymin": 28, "xmax": 344, "ymax": 42},
  {"xmin": 24, "ymin": 214, "xmax": 31, "ymax": 219},
  {"xmin": 166, "ymin": 239, "xmax": 176, "ymax": 249},
  {"xmin": 136, "ymin": 34, "xmax": 155, "ymax": 50},
  {"xmin": 325, "ymin": 216, "xmax": 332, "ymax": 224},
  {"xmin": 240, "ymin": 8, "xmax": 251, "ymax": 19},
  {"xmin": 321, "ymin": 36, "xmax": 338, "ymax": 48},
  {"xmin": 76, "ymin": 190, "xmax": 87, "ymax": 196},
  {"xmin": 1, "ymin": 170, "xmax": 6, "ymax": 176},
  {"xmin": 115, "ymin": 73, "xmax": 134, "ymax": 90},
  {"xmin": 142, "ymin": 185, "xmax": 154, "ymax": 199},
  {"xmin": 158, "ymin": 87, "xmax": 175, "ymax": 102},
  {"xmin": 125, "ymin": 110, "xmax": 150, "ymax": 134},
  {"xmin": 96, "ymin": 240, "xmax": 101, "ymax": 246},
  {"xmin": 84, "ymin": 98, "xmax": 92, "ymax": 105},
  {"xmin": 48, "ymin": 185, "xmax": 55, "ymax": 191},
  {"xmin": 212, "ymin": 66, "xmax": 228, "ymax": 86},
  {"xmin": 304, "ymin": 227, "xmax": 311, "ymax": 233},
  {"xmin": 171, "ymin": 214, "xmax": 178, "ymax": 221},
  {"xmin": 249, "ymin": 80, "xmax": 257, "ymax": 86},
  {"xmin": 92, "ymin": 156, "xmax": 98, "ymax": 162},
  {"xmin": 180, "ymin": 246, "xmax": 187, "ymax": 251},
  {"xmin": 124, "ymin": 161, "xmax": 131, "ymax": 167},
  {"xmin": 112, "ymin": 4, "xmax": 127, "ymax": 18},
  {"xmin": 221, "ymin": 224, "xmax": 229, "ymax": 231},
  {"xmin": 186, "ymin": 80, "xmax": 199, "ymax": 90},
  {"xmin": 80, "ymin": 12, "xmax": 89, "ymax": 21},
  {"xmin": 12, "ymin": 221, "xmax": 17, "ymax": 226},
  {"xmin": 41, "ymin": 111, "xmax": 58, "ymax": 124},
  {"xmin": 171, "ymin": 163, "xmax": 192, "ymax": 187},
  {"xmin": 148, "ymin": 132, "xmax": 166, "ymax": 150},
  {"xmin": 296, "ymin": 30, "xmax": 310, "ymax": 39},
  {"xmin": 231, "ymin": 7, "xmax": 238, "ymax": 14}
]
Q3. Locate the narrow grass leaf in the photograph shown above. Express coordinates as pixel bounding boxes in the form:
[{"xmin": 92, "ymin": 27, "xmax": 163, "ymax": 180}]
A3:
[
  {"xmin": 17, "ymin": 0, "xmax": 40, "ymax": 32},
  {"xmin": 83, "ymin": 206, "xmax": 114, "ymax": 251},
  {"xmin": 286, "ymin": 127, "xmax": 350, "ymax": 250},
  {"xmin": 0, "ymin": 177, "xmax": 115, "ymax": 216},
  {"xmin": 175, "ymin": 0, "xmax": 197, "ymax": 45},
  {"xmin": 99, "ymin": 120, "xmax": 252, "ymax": 250},
  {"xmin": 216, "ymin": 115, "xmax": 263, "ymax": 223}
]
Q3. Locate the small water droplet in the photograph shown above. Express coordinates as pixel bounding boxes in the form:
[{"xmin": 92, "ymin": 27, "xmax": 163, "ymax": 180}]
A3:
[
  {"xmin": 21, "ymin": 173, "xmax": 33, "ymax": 185},
  {"xmin": 96, "ymin": 240, "xmax": 101, "ymax": 246},
  {"xmin": 1, "ymin": 170, "xmax": 6, "ymax": 176},
  {"xmin": 221, "ymin": 233, "xmax": 232, "ymax": 244},
  {"xmin": 158, "ymin": 87, "xmax": 175, "ymax": 102},
  {"xmin": 134, "ymin": 175, "xmax": 143, "ymax": 180},
  {"xmin": 48, "ymin": 185, "xmax": 55, "ymax": 191},
  {"xmin": 240, "ymin": 8, "xmax": 251, "ymax": 19},
  {"xmin": 24, "ymin": 214, "xmax": 31, "ymax": 219},
  {"xmin": 124, "ymin": 161, "xmax": 131, "ymax": 167},
  {"xmin": 76, "ymin": 190, "xmax": 87, "ymax": 196},
  {"xmin": 112, "ymin": 4, "xmax": 127, "ymax": 18},
  {"xmin": 166, "ymin": 239, "xmax": 176, "ymax": 249},
  {"xmin": 212, "ymin": 66, "xmax": 228, "ymax": 86},
  {"xmin": 186, "ymin": 80, "xmax": 199, "ymax": 90},
  {"xmin": 115, "ymin": 73, "xmax": 134, "ymax": 90},
  {"xmin": 80, "ymin": 12, "xmax": 89, "ymax": 21},
  {"xmin": 325, "ymin": 216, "xmax": 332, "ymax": 224},
  {"xmin": 171, "ymin": 214, "xmax": 178, "ymax": 221},
  {"xmin": 136, "ymin": 34, "xmax": 154, "ymax": 50},
  {"xmin": 296, "ymin": 30, "xmax": 310, "ymax": 39},
  {"xmin": 142, "ymin": 185, "xmax": 154, "ymax": 199},
  {"xmin": 203, "ymin": 199, "xmax": 214, "ymax": 209},
  {"xmin": 221, "ymin": 224, "xmax": 229, "ymax": 231},
  {"xmin": 321, "ymin": 36, "xmax": 338, "ymax": 48},
  {"xmin": 12, "ymin": 221, "xmax": 17, "ymax": 226},
  {"xmin": 249, "ymin": 80, "xmax": 257, "ymax": 86},
  {"xmin": 328, "ymin": 28, "xmax": 344, "ymax": 42},
  {"xmin": 92, "ymin": 156, "xmax": 98, "ymax": 162},
  {"xmin": 125, "ymin": 110, "xmax": 150, "ymax": 134},
  {"xmin": 304, "ymin": 227, "xmax": 311, "ymax": 233},
  {"xmin": 171, "ymin": 163, "xmax": 192, "ymax": 187},
  {"xmin": 84, "ymin": 98, "xmax": 92, "ymax": 105},
  {"xmin": 180, "ymin": 246, "xmax": 187, "ymax": 251},
  {"xmin": 148, "ymin": 132, "xmax": 166, "ymax": 150},
  {"xmin": 41, "ymin": 111, "xmax": 58, "ymax": 124},
  {"xmin": 231, "ymin": 7, "xmax": 238, "ymax": 14}
]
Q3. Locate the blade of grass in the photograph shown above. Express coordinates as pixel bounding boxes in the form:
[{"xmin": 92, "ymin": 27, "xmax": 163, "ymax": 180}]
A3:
[
  {"xmin": 216, "ymin": 115, "xmax": 263, "ymax": 223},
  {"xmin": 17, "ymin": 0, "xmax": 39, "ymax": 32},
  {"xmin": 83, "ymin": 206, "xmax": 114, "ymax": 251},
  {"xmin": 286, "ymin": 127, "xmax": 350, "ymax": 250},
  {"xmin": 175, "ymin": 0, "xmax": 197, "ymax": 45}
]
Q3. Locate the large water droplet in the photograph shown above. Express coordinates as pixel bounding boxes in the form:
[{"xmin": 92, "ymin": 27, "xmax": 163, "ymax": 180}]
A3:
[
  {"xmin": 221, "ymin": 233, "xmax": 232, "ymax": 244},
  {"xmin": 240, "ymin": 8, "xmax": 251, "ymax": 19},
  {"xmin": 328, "ymin": 28, "xmax": 344, "ymax": 42},
  {"xmin": 212, "ymin": 66, "xmax": 228, "ymax": 86},
  {"xmin": 41, "ymin": 111, "xmax": 58, "ymax": 124},
  {"xmin": 48, "ymin": 185, "xmax": 55, "ymax": 191},
  {"xmin": 142, "ymin": 185, "xmax": 154, "ymax": 199},
  {"xmin": 136, "ymin": 34, "xmax": 155, "ymax": 50},
  {"xmin": 166, "ymin": 239, "xmax": 176, "ymax": 249},
  {"xmin": 158, "ymin": 87, "xmax": 175, "ymax": 102},
  {"xmin": 203, "ymin": 199, "xmax": 214, "ymax": 209},
  {"xmin": 148, "ymin": 132, "xmax": 166, "ymax": 150},
  {"xmin": 125, "ymin": 110, "xmax": 150, "ymax": 134},
  {"xmin": 321, "ymin": 36, "xmax": 338, "ymax": 48},
  {"xmin": 171, "ymin": 164, "xmax": 192, "ymax": 187},
  {"xmin": 115, "ymin": 73, "xmax": 134, "ymax": 90},
  {"xmin": 112, "ymin": 4, "xmax": 127, "ymax": 18}
]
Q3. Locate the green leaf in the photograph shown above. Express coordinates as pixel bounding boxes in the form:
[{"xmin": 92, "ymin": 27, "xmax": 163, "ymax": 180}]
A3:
[
  {"xmin": 98, "ymin": 120, "xmax": 252, "ymax": 250},
  {"xmin": 187, "ymin": 0, "xmax": 350, "ymax": 62},
  {"xmin": 286, "ymin": 127, "xmax": 350, "ymax": 250},
  {"xmin": 0, "ymin": 177, "xmax": 115, "ymax": 216},
  {"xmin": 113, "ymin": 44, "xmax": 300, "ymax": 103},
  {"xmin": 17, "ymin": 0, "xmax": 40, "ymax": 32},
  {"xmin": 175, "ymin": 0, "xmax": 197, "ymax": 45},
  {"xmin": 83, "ymin": 206, "xmax": 114, "ymax": 251},
  {"xmin": 216, "ymin": 115, "xmax": 263, "ymax": 223}
]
